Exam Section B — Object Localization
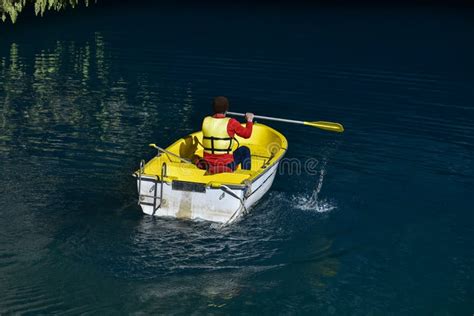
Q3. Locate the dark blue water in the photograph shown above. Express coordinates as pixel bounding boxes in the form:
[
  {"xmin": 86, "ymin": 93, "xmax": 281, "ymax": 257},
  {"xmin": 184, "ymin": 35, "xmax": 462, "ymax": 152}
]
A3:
[{"xmin": 1, "ymin": 3, "xmax": 473, "ymax": 314}]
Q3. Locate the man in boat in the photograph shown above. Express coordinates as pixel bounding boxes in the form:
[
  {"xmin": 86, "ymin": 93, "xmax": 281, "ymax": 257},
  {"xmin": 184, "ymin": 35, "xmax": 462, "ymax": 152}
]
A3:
[{"xmin": 195, "ymin": 96, "xmax": 254, "ymax": 173}]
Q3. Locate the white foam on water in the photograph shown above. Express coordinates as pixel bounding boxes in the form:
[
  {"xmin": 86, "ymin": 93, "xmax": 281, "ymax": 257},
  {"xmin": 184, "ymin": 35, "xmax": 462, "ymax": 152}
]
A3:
[
  {"xmin": 291, "ymin": 164, "xmax": 337, "ymax": 214},
  {"xmin": 292, "ymin": 195, "xmax": 337, "ymax": 213}
]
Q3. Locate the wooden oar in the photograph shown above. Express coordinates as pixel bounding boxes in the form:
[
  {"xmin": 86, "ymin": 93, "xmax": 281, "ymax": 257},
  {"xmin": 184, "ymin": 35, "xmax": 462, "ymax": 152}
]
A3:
[{"xmin": 227, "ymin": 111, "xmax": 344, "ymax": 133}]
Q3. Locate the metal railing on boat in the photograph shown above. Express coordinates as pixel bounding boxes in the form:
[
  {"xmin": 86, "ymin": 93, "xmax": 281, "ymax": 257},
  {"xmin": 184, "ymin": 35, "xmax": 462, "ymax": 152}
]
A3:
[{"xmin": 137, "ymin": 161, "xmax": 167, "ymax": 215}]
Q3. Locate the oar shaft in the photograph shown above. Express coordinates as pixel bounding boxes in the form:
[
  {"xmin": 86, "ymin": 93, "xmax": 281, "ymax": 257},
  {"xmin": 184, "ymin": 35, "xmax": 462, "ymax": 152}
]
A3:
[
  {"xmin": 227, "ymin": 111, "xmax": 305, "ymax": 125},
  {"xmin": 226, "ymin": 111, "xmax": 344, "ymax": 132},
  {"xmin": 149, "ymin": 144, "xmax": 193, "ymax": 164}
]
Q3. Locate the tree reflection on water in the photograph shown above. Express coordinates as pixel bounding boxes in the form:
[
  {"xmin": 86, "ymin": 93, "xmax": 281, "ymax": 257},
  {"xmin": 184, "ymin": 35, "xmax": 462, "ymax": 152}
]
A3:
[{"xmin": 0, "ymin": 32, "xmax": 196, "ymax": 156}]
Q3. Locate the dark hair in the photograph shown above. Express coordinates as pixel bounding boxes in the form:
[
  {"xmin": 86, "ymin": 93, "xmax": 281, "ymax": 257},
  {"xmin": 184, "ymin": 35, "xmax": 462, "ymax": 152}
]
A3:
[{"xmin": 212, "ymin": 96, "xmax": 229, "ymax": 114}]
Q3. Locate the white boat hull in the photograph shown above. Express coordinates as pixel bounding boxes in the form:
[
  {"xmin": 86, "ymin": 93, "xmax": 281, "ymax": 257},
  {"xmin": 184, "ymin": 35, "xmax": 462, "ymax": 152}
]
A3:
[{"xmin": 137, "ymin": 162, "xmax": 279, "ymax": 224}]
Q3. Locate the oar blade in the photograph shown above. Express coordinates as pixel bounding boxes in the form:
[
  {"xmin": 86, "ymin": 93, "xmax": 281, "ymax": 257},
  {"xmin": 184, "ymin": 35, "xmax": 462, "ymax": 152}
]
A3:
[{"xmin": 304, "ymin": 121, "xmax": 345, "ymax": 132}]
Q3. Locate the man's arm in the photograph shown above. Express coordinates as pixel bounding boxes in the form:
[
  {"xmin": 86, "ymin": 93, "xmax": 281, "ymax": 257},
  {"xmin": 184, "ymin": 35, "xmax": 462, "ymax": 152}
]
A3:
[{"xmin": 228, "ymin": 113, "xmax": 254, "ymax": 139}]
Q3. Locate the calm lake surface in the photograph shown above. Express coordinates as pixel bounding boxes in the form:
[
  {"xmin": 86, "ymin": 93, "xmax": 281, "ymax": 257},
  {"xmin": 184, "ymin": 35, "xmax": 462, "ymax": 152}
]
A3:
[{"xmin": 0, "ymin": 2, "xmax": 473, "ymax": 314}]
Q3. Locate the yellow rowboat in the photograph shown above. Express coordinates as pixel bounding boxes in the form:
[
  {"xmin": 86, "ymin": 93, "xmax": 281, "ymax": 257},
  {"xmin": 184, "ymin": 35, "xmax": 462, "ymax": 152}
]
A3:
[{"xmin": 134, "ymin": 123, "xmax": 287, "ymax": 224}]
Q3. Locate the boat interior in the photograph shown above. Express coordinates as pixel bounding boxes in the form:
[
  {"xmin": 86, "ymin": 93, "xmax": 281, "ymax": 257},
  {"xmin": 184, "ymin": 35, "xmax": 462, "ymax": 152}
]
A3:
[{"xmin": 138, "ymin": 123, "xmax": 288, "ymax": 186}]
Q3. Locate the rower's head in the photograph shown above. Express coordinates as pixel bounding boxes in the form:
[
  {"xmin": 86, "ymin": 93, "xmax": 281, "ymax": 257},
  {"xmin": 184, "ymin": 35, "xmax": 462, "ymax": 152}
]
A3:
[{"xmin": 212, "ymin": 96, "xmax": 229, "ymax": 115}]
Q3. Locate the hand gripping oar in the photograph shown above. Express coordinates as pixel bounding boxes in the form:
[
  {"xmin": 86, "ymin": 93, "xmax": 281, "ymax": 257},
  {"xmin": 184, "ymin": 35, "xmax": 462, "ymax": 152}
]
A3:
[
  {"xmin": 149, "ymin": 143, "xmax": 193, "ymax": 164},
  {"xmin": 226, "ymin": 111, "xmax": 344, "ymax": 133}
]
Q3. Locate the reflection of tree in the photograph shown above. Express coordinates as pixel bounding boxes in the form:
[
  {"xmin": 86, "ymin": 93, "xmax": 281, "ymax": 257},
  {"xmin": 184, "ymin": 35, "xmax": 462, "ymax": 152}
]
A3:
[
  {"xmin": 0, "ymin": 43, "xmax": 27, "ymax": 151},
  {"xmin": 0, "ymin": 32, "xmax": 196, "ymax": 155}
]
